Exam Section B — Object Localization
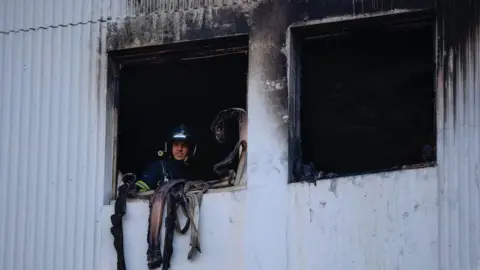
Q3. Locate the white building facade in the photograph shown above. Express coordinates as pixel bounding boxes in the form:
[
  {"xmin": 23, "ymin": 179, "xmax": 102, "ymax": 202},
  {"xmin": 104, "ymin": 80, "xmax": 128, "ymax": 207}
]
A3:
[{"xmin": 1, "ymin": 1, "xmax": 479, "ymax": 270}]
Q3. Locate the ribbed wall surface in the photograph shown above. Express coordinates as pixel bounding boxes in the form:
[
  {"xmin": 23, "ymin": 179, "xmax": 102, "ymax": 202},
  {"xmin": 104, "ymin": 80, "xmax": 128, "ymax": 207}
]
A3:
[
  {"xmin": 437, "ymin": 1, "xmax": 480, "ymax": 269},
  {"xmin": 110, "ymin": 0, "xmax": 252, "ymax": 19},
  {"xmin": 0, "ymin": 22, "xmax": 108, "ymax": 270},
  {"xmin": 0, "ymin": 0, "xmax": 110, "ymax": 34}
]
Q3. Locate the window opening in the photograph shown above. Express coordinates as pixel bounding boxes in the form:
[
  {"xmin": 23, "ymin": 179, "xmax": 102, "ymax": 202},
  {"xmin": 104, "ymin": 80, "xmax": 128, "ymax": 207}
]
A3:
[
  {"xmin": 114, "ymin": 39, "xmax": 248, "ymax": 194},
  {"xmin": 297, "ymin": 21, "xmax": 436, "ymax": 181}
]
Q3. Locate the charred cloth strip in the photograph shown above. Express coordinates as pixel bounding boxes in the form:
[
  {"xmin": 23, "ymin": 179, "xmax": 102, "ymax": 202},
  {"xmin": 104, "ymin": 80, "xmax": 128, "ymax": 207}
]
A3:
[
  {"xmin": 210, "ymin": 107, "xmax": 248, "ymax": 184},
  {"xmin": 210, "ymin": 107, "xmax": 246, "ymax": 144},
  {"xmin": 110, "ymin": 174, "xmax": 137, "ymax": 270},
  {"xmin": 212, "ymin": 140, "xmax": 247, "ymax": 184},
  {"xmin": 147, "ymin": 179, "xmax": 224, "ymax": 270}
]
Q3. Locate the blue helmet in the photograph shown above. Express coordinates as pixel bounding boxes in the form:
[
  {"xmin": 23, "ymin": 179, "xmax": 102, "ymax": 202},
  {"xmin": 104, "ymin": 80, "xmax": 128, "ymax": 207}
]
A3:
[{"xmin": 167, "ymin": 124, "xmax": 197, "ymax": 162}]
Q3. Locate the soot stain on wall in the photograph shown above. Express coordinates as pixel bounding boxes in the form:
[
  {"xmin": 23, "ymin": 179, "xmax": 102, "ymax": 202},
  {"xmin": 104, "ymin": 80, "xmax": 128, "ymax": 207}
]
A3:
[
  {"xmin": 107, "ymin": 5, "xmax": 251, "ymax": 51},
  {"xmin": 107, "ymin": 0, "xmax": 435, "ymax": 51},
  {"xmin": 294, "ymin": 0, "xmax": 434, "ymax": 22},
  {"xmin": 250, "ymin": 1, "xmax": 288, "ymax": 111},
  {"xmin": 248, "ymin": 1, "xmax": 300, "ymax": 147},
  {"xmin": 125, "ymin": 0, "xmax": 252, "ymax": 15},
  {"xmin": 437, "ymin": 0, "xmax": 480, "ymax": 123}
]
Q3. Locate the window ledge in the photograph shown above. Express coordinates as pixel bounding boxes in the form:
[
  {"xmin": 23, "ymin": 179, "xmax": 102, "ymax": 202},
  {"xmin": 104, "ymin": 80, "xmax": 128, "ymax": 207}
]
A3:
[
  {"xmin": 291, "ymin": 161, "xmax": 437, "ymax": 184},
  {"xmin": 110, "ymin": 181, "xmax": 247, "ymax": 205}
]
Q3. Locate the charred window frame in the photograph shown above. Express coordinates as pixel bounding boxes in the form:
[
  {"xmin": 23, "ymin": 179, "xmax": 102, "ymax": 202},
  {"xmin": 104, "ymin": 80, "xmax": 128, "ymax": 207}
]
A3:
[
  {"xmin": 288, "ymin": 10, "xmax": 437, "ymax": 183},
  {"xmin": 105, "ymin": 36, "xmax": 249, "ymax": 201}
]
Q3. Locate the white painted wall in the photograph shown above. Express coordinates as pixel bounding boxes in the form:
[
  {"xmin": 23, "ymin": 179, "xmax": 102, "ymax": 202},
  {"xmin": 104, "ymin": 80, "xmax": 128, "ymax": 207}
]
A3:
[
  {"xmin": 287, "ymin": 168, "xmax": 438, "ymax": 270},
  {"xmin": 101, "ymin": 190, "xmax": 247, "ymax": 270},
  {"xmin": 101, "ymin": 167, "xmax": 438, "ymax": 270}
]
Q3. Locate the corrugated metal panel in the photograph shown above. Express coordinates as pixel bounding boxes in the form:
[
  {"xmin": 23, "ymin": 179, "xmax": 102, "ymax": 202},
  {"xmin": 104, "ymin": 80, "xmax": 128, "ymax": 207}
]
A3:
[
  {"xmin": 0, "ymin": 22, "xmax": 107, "ymax": 270},
  {"xmin": 437, "ymin": 1, "xmax": 480, "ymax": 269},
  {"xmin": 0, "ymin": 0, "xmax": 110, "ymax": 34},
  {"xmin": 109, "ymin": 0, "xmax": 253, "ymax": 20},
  {"xmin": 0, "ymin": 0, "xmax": 256, "ymax": 34}
]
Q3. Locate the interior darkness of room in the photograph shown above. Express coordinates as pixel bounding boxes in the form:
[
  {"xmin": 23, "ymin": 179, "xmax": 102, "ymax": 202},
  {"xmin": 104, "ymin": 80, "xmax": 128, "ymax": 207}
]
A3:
[
  {"xmin": 117, "ymin": 52, "xmax": 247, "ymax": 180},
  {"xmin": 300, "ymin": 24, "xmax": 436, "ymax": 179}
]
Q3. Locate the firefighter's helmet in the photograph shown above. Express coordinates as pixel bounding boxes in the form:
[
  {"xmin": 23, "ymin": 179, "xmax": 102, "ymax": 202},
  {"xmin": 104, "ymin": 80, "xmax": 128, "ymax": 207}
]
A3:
[{"xmin": 167, "ymin": 124, "xmax": 197, "ymax": 163}]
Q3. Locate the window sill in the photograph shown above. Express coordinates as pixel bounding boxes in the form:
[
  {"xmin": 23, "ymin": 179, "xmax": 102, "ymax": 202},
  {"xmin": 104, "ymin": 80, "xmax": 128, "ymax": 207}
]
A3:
[
  {"xmin": 110, "ymin": 180, "xmax": 247, "ymax": 204},
  {"xmin": 291, "ymin": 161, "xmax": 437, "ymax": 184}
]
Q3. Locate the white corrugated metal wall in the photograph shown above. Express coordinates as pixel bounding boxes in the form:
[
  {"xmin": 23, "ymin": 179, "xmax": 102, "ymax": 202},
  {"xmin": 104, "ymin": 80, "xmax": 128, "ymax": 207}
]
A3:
[
  {"xmin": 0, "ymin": 2, "xmax": 108, "ymax": 268},
  {"xmin": 0, "ymin": 0, "xmax": 109, "ymax": 34},
  {"xmin": 437, "ymin": 19, "xmax": 480, "ymax": 270}
]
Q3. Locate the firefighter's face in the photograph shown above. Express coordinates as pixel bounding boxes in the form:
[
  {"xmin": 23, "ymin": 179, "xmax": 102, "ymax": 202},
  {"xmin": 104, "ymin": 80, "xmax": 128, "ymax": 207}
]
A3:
[{"xmin": 172, "ymin": 140, "xmax": 189, "ymax": 161}]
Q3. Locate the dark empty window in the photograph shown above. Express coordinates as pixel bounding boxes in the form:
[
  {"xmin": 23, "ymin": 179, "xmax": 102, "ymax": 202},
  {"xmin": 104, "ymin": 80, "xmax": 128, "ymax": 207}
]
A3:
[{"xmin": 299, "ymin": 24, "xmax": 436, "ymax": 180}]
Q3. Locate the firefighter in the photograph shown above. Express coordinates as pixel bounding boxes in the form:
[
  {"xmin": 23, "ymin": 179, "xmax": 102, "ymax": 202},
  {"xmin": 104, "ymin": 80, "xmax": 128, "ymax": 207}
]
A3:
[{"xmin": 135, "ymin": 124, "xmax": 198, "ymax": 192}]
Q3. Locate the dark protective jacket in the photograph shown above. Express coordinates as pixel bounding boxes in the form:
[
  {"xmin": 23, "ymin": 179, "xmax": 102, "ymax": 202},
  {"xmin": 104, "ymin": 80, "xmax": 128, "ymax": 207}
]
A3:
[{"xmin": 136, "ymin": 158, "xmax": 196, "ymax": 191}]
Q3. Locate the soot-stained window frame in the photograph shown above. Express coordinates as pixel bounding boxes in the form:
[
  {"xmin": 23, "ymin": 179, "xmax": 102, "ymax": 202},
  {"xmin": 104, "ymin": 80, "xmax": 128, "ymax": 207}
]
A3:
[
  {"xmin": 287, "ymin": 10, "xmax": 437, "ymax": 184},
  {"xmin": 105, "ymin": 35, "xmax": 249, "ymax": 201}
]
